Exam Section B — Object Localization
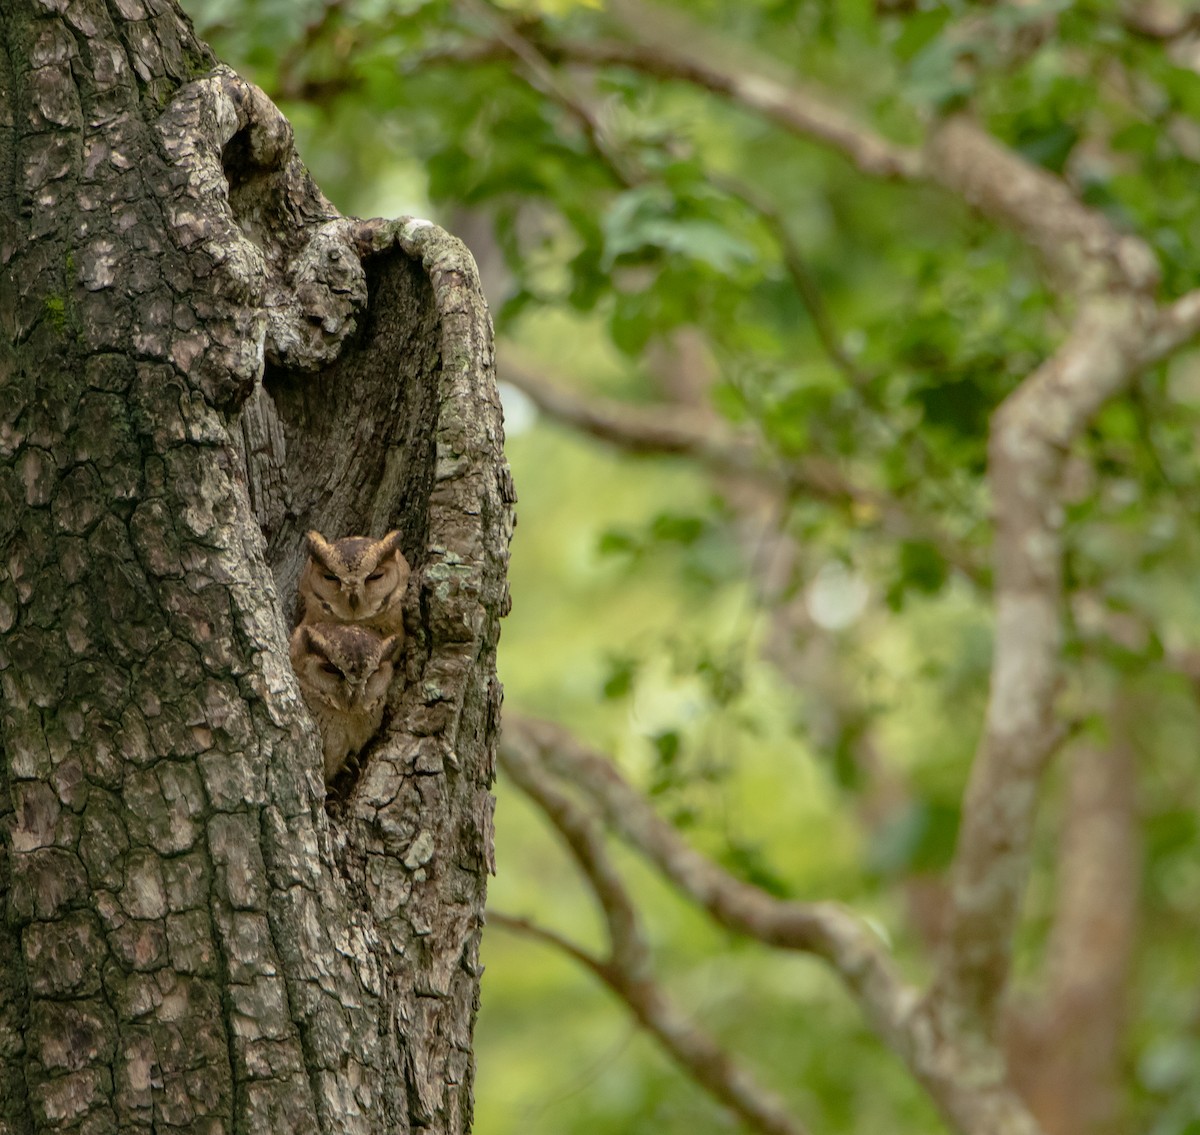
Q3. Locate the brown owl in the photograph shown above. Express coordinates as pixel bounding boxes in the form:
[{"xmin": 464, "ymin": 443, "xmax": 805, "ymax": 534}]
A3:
[
  {"xmin": 289, "ymin": 621, "xmax": 401, "ymax": 783},
  {"xmin": 298, "ymin": 529, "xmax": 411, "ymax": 639}
]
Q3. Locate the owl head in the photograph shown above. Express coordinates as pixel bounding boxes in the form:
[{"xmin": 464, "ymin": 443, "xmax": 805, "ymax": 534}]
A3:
[
  {"xmin": 289, "ymin": 622, "xmax": 401, "ymax": 712},
  {"xmin": 302, "ymin": 529, "xmax": 411, "ymax": 624}
]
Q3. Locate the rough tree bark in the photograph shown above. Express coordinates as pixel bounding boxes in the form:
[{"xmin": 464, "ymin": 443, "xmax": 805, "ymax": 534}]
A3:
[{"xmin": 0, "ymin": 4, "xmax": 512, "ymax": 1135}]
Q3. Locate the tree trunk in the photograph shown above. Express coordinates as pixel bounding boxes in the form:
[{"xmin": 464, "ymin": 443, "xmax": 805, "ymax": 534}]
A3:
[{"xmin": 0, "ymin": 4, "xmax": 512, "ymax": 1134}]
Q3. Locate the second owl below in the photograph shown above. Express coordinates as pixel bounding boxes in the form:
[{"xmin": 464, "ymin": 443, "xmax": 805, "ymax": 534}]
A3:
[{"xmin": 290, "ymin": 622, "xmax": 402, "ymax": 782}]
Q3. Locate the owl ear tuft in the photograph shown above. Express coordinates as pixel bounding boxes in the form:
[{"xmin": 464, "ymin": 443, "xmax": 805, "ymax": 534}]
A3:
[
  {"xmin": 302, "ymin": 624, "xmax": 335, "ymax": 660},
  {"xmin": 379, "ymin": 530, "xmax": 405, "ymax": 558},
  {"xmin": 379, "ymin": 532, "xmax": 411, "ymax": 587},
  {"xmin": 305, "ymin": 530, "xmax": 339, "ymax": 572}
]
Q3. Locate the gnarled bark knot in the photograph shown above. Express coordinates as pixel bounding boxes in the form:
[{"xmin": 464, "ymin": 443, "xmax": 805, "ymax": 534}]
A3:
[{"xmin": 154, "ymin": 65, "xmax": 373, "ymax": 410}]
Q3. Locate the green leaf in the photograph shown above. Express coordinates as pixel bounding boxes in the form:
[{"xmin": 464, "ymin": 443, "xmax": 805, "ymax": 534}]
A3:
[
  {"xmin": 711, "ymin": 381, "xmax": 749, "ymax": 423},
  {"xmin": 1014, "ymin": 122, "xmax": 1079, "ymax": 174},
  {"xmin": 597, "ymin": 527, "xmax": 638, "ymax": 557},
  {"xmin": 601, "ymin": 654, "xmax": 638, "ymax": 700},
  {"xmin": 608, "ymin": 297, "xmax": 653, "ymax": 356},
  {"xmin": 868, "ymin": 800, "xmax": 961, "ymax": 876},
  {"xmin": 720, "ymin": 839, "xmax": 793, "ymax": 899},
  {"xmin": 892, "ymin": 540, "xmax": 949, "ymax": 605},
  {"xmin": 603, "ymin": 186, "xmax": 757, "ymax": 272},
  {"xmin": 890, "ymin": 8, "xmax": 953, "ymax": 63},
  {"xmin": 651, "ymin": 729, "xmax": 681, "ymax": 767},
  {"xmin": 650, "ymin": 512, "xmax": 706, "ymax": 546},
  {"xmin": 905, "ymin": 35, "xmax": 976, "ymax": 110},
  {"xmin": 567, "ymin": 245, "xmax": 607, "ymax": 312}
]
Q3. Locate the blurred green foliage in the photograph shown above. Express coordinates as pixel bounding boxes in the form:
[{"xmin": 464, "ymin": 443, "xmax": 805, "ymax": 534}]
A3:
[{"xmin": 190, "ymin": 1, "xmax": 1200, "ymax": 1132}]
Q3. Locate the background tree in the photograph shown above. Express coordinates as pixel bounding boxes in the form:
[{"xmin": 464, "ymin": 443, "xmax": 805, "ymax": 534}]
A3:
[{"xmin": 0, "ymin": 3, "xmax": 509, "ymax": 1134}]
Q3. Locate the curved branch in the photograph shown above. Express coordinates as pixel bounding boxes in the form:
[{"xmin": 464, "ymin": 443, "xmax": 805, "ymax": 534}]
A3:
[
  {"xmin": 499, "ymin": 735, "xmax": 811, "ymax": 1135},
  {"xmin": 455, "ymin": 0, "xmax": 642, "ymax": 187},
  {"xmin": 923, "ymin": 115, "xmax": 1159, "ymax": 295},
  {"xmin": 1142, "ymin": 288, "xmax": 1200, "ymax": 365},
  {"xmin": 502, "ymin": 355, "xmax": 755, "ymax": 464},
  {"xmin": 916, "ymin": 115, "xmax": 1161, "ymax": 1032},
  {"xmin": 487, "ymin": 911, "xmax": 607, "ymax": 973},
  {"xmin": 500, "ymin": 725, "xmax": 647, "ymax": 975},
  {"xmin": 1007, "ymin": 727, "xmax": 1139, "ymax": 1135},
  {"xmin": 501, "ymin": 357, "xmax": 987, "ymax": 583},
  {"xmin": 503, "ymin": 714, "xmax": 1048, "ymax": 1135},
  {"xmin": 708, "ymin": 172, "xmax": 873, "ymax": 390},
  {"xmin": 524, "ymin": 35, "xmax": 923, "ymax": 180},
  {"xmin": 502, "ymin": 715, "xmax": 916, "ymax": 1027},
  {"xmin": 464, "ymin": 0, "xmax": 1176, "ymax": 1059}
]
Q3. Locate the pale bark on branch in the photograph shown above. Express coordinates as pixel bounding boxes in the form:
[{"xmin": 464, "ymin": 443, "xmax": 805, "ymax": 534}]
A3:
[
  {"xmin": 447, "ymin": 32, "xmax": 924, "ymax": 181},
  {"xmin": 425, "ymin": 2, "xmax": 1200, "ymax": 376},
  {"xmin": 1006, "ymin": 728, "xmax": 1139, "ymax": 1135},
  {"xmin": 920, "ymin": 116, "xmax": 1158, "ymax": 1038},
  {"xmin": 1142, "ymin": 288, "xmax": 1200, "ymax": 365},
  {"xmin": 480, "ymin": 0, "xmax": 1200, "ymax": 1067},
  {"xmin": 423, "ymin": 5, "xmax": 1196, "ymax": 1125}
]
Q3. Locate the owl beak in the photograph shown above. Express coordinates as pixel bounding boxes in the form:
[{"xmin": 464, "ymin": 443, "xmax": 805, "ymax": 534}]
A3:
[{"xmin": 348, "ymin": 591, "xmax": 361, "ymax": 612}]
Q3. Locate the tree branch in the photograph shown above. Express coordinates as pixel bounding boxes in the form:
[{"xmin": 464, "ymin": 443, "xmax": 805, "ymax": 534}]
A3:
[
  {"xmin": 499, "ymin": 734, "xmax": 812, "ymax": 1135},
  {"xmin": 1142, "ymin": 288, "xmax": 1200, "ymax": 366},
  {"xmin": 500, "ymin": 723, "xmax": 648, "ymax": 975},
  {"xmin": 503, "ymin": 714, "xmax": 1048, "ymax": 1135},
  {"xmin": 923, "ymin": 115, "xmax": 1160, "ymax": 295},
  {"xmin": 487, "ymin": 911, "xmax": 608, "ymax": 973},
  {"xmin": 417, "ymin": 0, "xmax": 923, "ymax": 182},
  {"xmin": 920, "ymin": 117, "xmax": 1160, "ymax": 1031},
  {"xmin": 432, "ymin": 0, "xmax": 1196, "ymax": 1095},
  {"xmin": 531, "ymin": 35, "xmax": 923, "ymax": 180},
  {"xmin": 708, "ymin": 171, "xmax": 874, "ymax": 390},
  {"xmin": 501, "ymin": 356, "xmax": 987, "ymax": 583},
  {"xmin": 1006, "ymin": 726, "xmax": 1139, "ymax": 1135},
  {"xmin": 502, "ymin": 715, "xmax": 917, "ymax": 1027},
  {"xmin": 455, "ymin": 0, "xmax": 642, "ymax": 187}
]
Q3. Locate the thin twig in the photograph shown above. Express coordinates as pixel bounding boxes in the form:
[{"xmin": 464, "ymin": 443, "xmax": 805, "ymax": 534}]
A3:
[
  {"xmin": 1142, "ymin": 288, "xmax": 1200, "ymax": 365},
  {"xmin": 918, "ymin": 116, "xmax": 1160, "ymax": 1035},
  {"xmin": 501, "ymin": 729, "xmax": 648, "ymax": 974},
  {"xmin": 526, "ymin": 35, "xmax": 923, "ymax": 180},
  {"xmin": 455, "ymin": 0, "xmax": 642, "ymax": 187},
  {"xmin": 488, "ymin": 911, "xmax": 607, "ymax": 973},
  {"xmin": 502, "ymin": 717, "xmax": 919, "ymax": 1038},
  {"xmin": 709, "ymin": 171, "xmax": 873, "ymax": 390}
]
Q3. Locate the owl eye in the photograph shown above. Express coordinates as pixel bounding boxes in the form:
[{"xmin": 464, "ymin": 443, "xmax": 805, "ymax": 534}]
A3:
[
  {"xmin": 321, "ymin": 572, "xmax": 339, "ymax": 583},
  {"xmin": 319, "ymin": 662, "xmax": 341, "ymax": 677},
  {"xmin": 366, "ymin": 571, "xmax": 385, "ymax": 583}
]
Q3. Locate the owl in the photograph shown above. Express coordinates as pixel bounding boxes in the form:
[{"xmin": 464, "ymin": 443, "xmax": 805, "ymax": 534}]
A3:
[
  {"xmin": 289, "ymin": 621, "xmax": 402, "ymax": 783},
  {"xmin": 299, "ymin": 529, "xmax": 410, "ymax": 638}
]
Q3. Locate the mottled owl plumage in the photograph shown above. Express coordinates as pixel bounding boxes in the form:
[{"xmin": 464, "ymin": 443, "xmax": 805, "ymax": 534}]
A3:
[
  {"xmin": 289, "ymin": 621, "xmax": 401, "ymax": 783},
  {"xmin": 298, "ymin": 529, "xmax": 410, "ymax": 639}
]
